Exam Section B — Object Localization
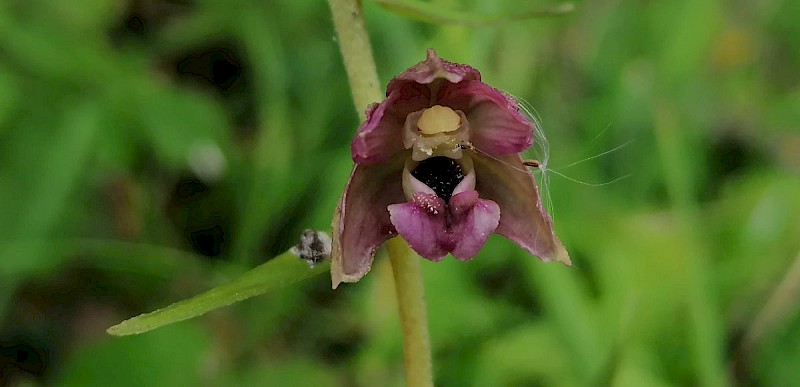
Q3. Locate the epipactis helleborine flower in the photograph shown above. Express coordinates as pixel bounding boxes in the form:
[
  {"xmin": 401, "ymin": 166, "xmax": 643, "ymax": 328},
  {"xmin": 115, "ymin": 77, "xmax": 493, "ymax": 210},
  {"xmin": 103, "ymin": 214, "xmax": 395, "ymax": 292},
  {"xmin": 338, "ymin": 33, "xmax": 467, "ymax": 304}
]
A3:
[{"xmin": 331, "ymin": 49, "xmax": 570, "ymax": 288}]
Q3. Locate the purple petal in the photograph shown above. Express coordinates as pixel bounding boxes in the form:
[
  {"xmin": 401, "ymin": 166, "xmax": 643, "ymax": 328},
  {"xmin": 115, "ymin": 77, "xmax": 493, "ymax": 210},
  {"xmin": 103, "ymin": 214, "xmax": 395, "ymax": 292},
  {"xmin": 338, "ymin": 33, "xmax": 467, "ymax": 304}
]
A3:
[
  {"xmin": 388, "ymin": 193, "xmax": 449, "ymax": 261},
  {"xmin": 386, "ymin": 49, "xmax": 482, "ymax": 96},
  {"xmin": 351, "ymin": 93, "xmax": 405, "ymax": 164},
  {"xmin": 445, "ymin": 190, "xmax": 500, "ymax": 261},
  {"xmin": 331, "ymin": 156, "xmax": 407, "ymax": 288},
  {"xmin": 352, "ymin": 85, "xmax": 429, "ymax": 164},
  {"xmin": 471, "ymin": 153, "xmax": 571, "ymax": 265},
  {"xmin": 439, "ymin": 80, "xmax": 533, "ymax": 155}
]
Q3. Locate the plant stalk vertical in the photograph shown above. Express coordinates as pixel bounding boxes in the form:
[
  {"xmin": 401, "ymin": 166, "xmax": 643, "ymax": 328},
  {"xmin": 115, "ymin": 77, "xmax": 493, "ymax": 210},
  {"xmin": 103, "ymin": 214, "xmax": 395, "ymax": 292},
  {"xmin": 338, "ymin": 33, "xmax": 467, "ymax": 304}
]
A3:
[{"xmin": 327, "ymin": 0, "xmax": 434, "ymax": 386}]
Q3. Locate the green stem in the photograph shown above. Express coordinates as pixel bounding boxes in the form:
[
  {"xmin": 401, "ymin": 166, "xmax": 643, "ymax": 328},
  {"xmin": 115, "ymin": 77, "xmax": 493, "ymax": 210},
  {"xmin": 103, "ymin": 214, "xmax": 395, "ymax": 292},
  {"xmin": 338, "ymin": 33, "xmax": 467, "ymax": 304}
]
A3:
[
  {"xmin": 326, "ymin": 1, "xmax": 433, "ymax": 385},
  {"xmin": 387, "ymin": 237, "xmax": 434, "ymax": 387},
  {"xmin": 327, "ymin": 0, "xmax": 383, "ymax": 119}
]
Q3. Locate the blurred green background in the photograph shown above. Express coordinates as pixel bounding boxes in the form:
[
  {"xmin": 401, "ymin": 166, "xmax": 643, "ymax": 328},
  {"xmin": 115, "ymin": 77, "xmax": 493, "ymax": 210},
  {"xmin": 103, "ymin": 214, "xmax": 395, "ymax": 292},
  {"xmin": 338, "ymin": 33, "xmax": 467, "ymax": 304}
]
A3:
[{"xmin": 1, "ymin": 0, "xmax": 799, "ymax": 385}]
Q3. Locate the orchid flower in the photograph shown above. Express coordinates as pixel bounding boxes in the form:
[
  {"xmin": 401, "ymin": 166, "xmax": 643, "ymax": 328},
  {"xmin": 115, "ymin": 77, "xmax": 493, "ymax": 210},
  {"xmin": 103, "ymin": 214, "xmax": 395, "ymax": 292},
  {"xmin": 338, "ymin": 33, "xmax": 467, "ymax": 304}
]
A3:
[{"xmin": 331, "ymin": 49, "xmax": 570, "ymax": 288}]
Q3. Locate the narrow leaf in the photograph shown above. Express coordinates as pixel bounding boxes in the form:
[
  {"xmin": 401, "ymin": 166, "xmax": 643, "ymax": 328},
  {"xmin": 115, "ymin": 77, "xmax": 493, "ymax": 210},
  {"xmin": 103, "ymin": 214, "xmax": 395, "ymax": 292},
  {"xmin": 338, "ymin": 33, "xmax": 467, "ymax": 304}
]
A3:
[
  {"xmin": 107, "ymin": 252, "xmax": 329, "ymax": 336},
  {"xmin": 374, "ymin": 0, "xmax": 575, "ymax": 27}
]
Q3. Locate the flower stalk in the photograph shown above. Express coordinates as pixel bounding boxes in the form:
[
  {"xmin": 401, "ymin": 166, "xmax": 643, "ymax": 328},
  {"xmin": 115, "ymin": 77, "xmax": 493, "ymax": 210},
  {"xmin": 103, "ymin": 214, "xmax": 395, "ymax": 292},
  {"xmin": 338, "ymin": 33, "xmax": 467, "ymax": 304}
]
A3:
[
  {"xmin": 327, "ymin": 0, "xmax": 383, "ymax": 118},
  {"xmin": 327, "ymin": 0, "xmax": 434, "ymax": 385},
  {"xmin": 387, "ymin": 237, "xmax": 434, "ymax": 387}
]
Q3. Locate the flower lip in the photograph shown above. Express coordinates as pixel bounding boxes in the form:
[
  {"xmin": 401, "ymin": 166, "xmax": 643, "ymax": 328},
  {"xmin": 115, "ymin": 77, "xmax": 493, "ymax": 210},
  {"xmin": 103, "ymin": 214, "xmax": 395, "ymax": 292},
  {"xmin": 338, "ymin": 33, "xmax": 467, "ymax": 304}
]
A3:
[{"xmin": 410, "ymin": 156, "xmax": 465, "ymax": 203}]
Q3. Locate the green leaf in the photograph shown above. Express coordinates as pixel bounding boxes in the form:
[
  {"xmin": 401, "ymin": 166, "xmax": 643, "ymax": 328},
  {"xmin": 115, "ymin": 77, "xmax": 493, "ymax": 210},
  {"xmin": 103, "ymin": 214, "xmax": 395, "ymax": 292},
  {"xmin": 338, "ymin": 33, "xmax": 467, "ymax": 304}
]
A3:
[
  {"xmin": 373, "ymin": 0, "xmax": 574, "ymax": 27},
  {"xmin": 107, "ymin": 252, "xmax": 329, "ymax": 336}
]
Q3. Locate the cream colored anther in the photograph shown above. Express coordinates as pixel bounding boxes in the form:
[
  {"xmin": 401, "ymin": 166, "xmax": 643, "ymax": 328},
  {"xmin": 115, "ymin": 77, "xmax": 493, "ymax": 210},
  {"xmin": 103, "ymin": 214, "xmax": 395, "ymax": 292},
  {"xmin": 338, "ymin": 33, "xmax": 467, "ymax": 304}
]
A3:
[{"xmin": 417, "ymin": 105, "xmax": 460, "ymax": 135}]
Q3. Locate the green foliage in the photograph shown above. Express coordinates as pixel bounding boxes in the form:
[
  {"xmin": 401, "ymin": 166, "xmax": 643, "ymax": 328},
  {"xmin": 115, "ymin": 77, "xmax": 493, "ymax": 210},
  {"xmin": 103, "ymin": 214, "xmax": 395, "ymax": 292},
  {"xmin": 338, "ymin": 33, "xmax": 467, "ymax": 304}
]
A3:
[
  {"xmin": 374, "ymin": 0, "xmax": 574, "ymax": 26},
  {"xmin": 1, "ymin": 0, "xmax": 799, "ymax": 386},
  {"xmin": 56, "ymin": 323, "xmax": 212, "ymax": 387},
  {"xmin": 108, "ymin": 254, "xmax": 328, "ymax": 336}
]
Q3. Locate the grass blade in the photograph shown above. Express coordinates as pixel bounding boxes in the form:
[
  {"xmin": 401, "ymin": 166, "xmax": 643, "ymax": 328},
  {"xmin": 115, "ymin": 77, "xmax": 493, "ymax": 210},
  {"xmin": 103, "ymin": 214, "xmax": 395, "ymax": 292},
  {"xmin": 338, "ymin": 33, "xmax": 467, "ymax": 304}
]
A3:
[
  {"xmin": 374, "ymin": 0, "xmax": 574, "ymax": 27},
  {"xmin": 108, "ymin": 253, "xmax": 329, "ymax": 336}
]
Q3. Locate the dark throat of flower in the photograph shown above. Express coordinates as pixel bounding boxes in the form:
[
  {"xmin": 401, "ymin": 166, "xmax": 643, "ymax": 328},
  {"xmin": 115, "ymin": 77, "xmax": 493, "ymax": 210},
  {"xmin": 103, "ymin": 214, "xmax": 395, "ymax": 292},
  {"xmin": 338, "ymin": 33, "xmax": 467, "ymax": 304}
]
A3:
[{"xmin": 410, "ymin": 156, "xmax": 464, "ymax": 203}]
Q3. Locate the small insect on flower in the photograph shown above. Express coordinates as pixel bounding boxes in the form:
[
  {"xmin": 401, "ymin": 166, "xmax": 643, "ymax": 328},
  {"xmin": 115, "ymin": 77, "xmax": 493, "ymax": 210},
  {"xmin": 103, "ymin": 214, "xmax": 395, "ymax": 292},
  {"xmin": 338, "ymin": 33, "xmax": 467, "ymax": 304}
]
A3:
[
  {"xmin": 290, "ymin": 229, "xmax": 332, "ymax": 267},
  {"xmin": 330, "ymin": 49, "xmax": 570, "ymax": 288}
]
